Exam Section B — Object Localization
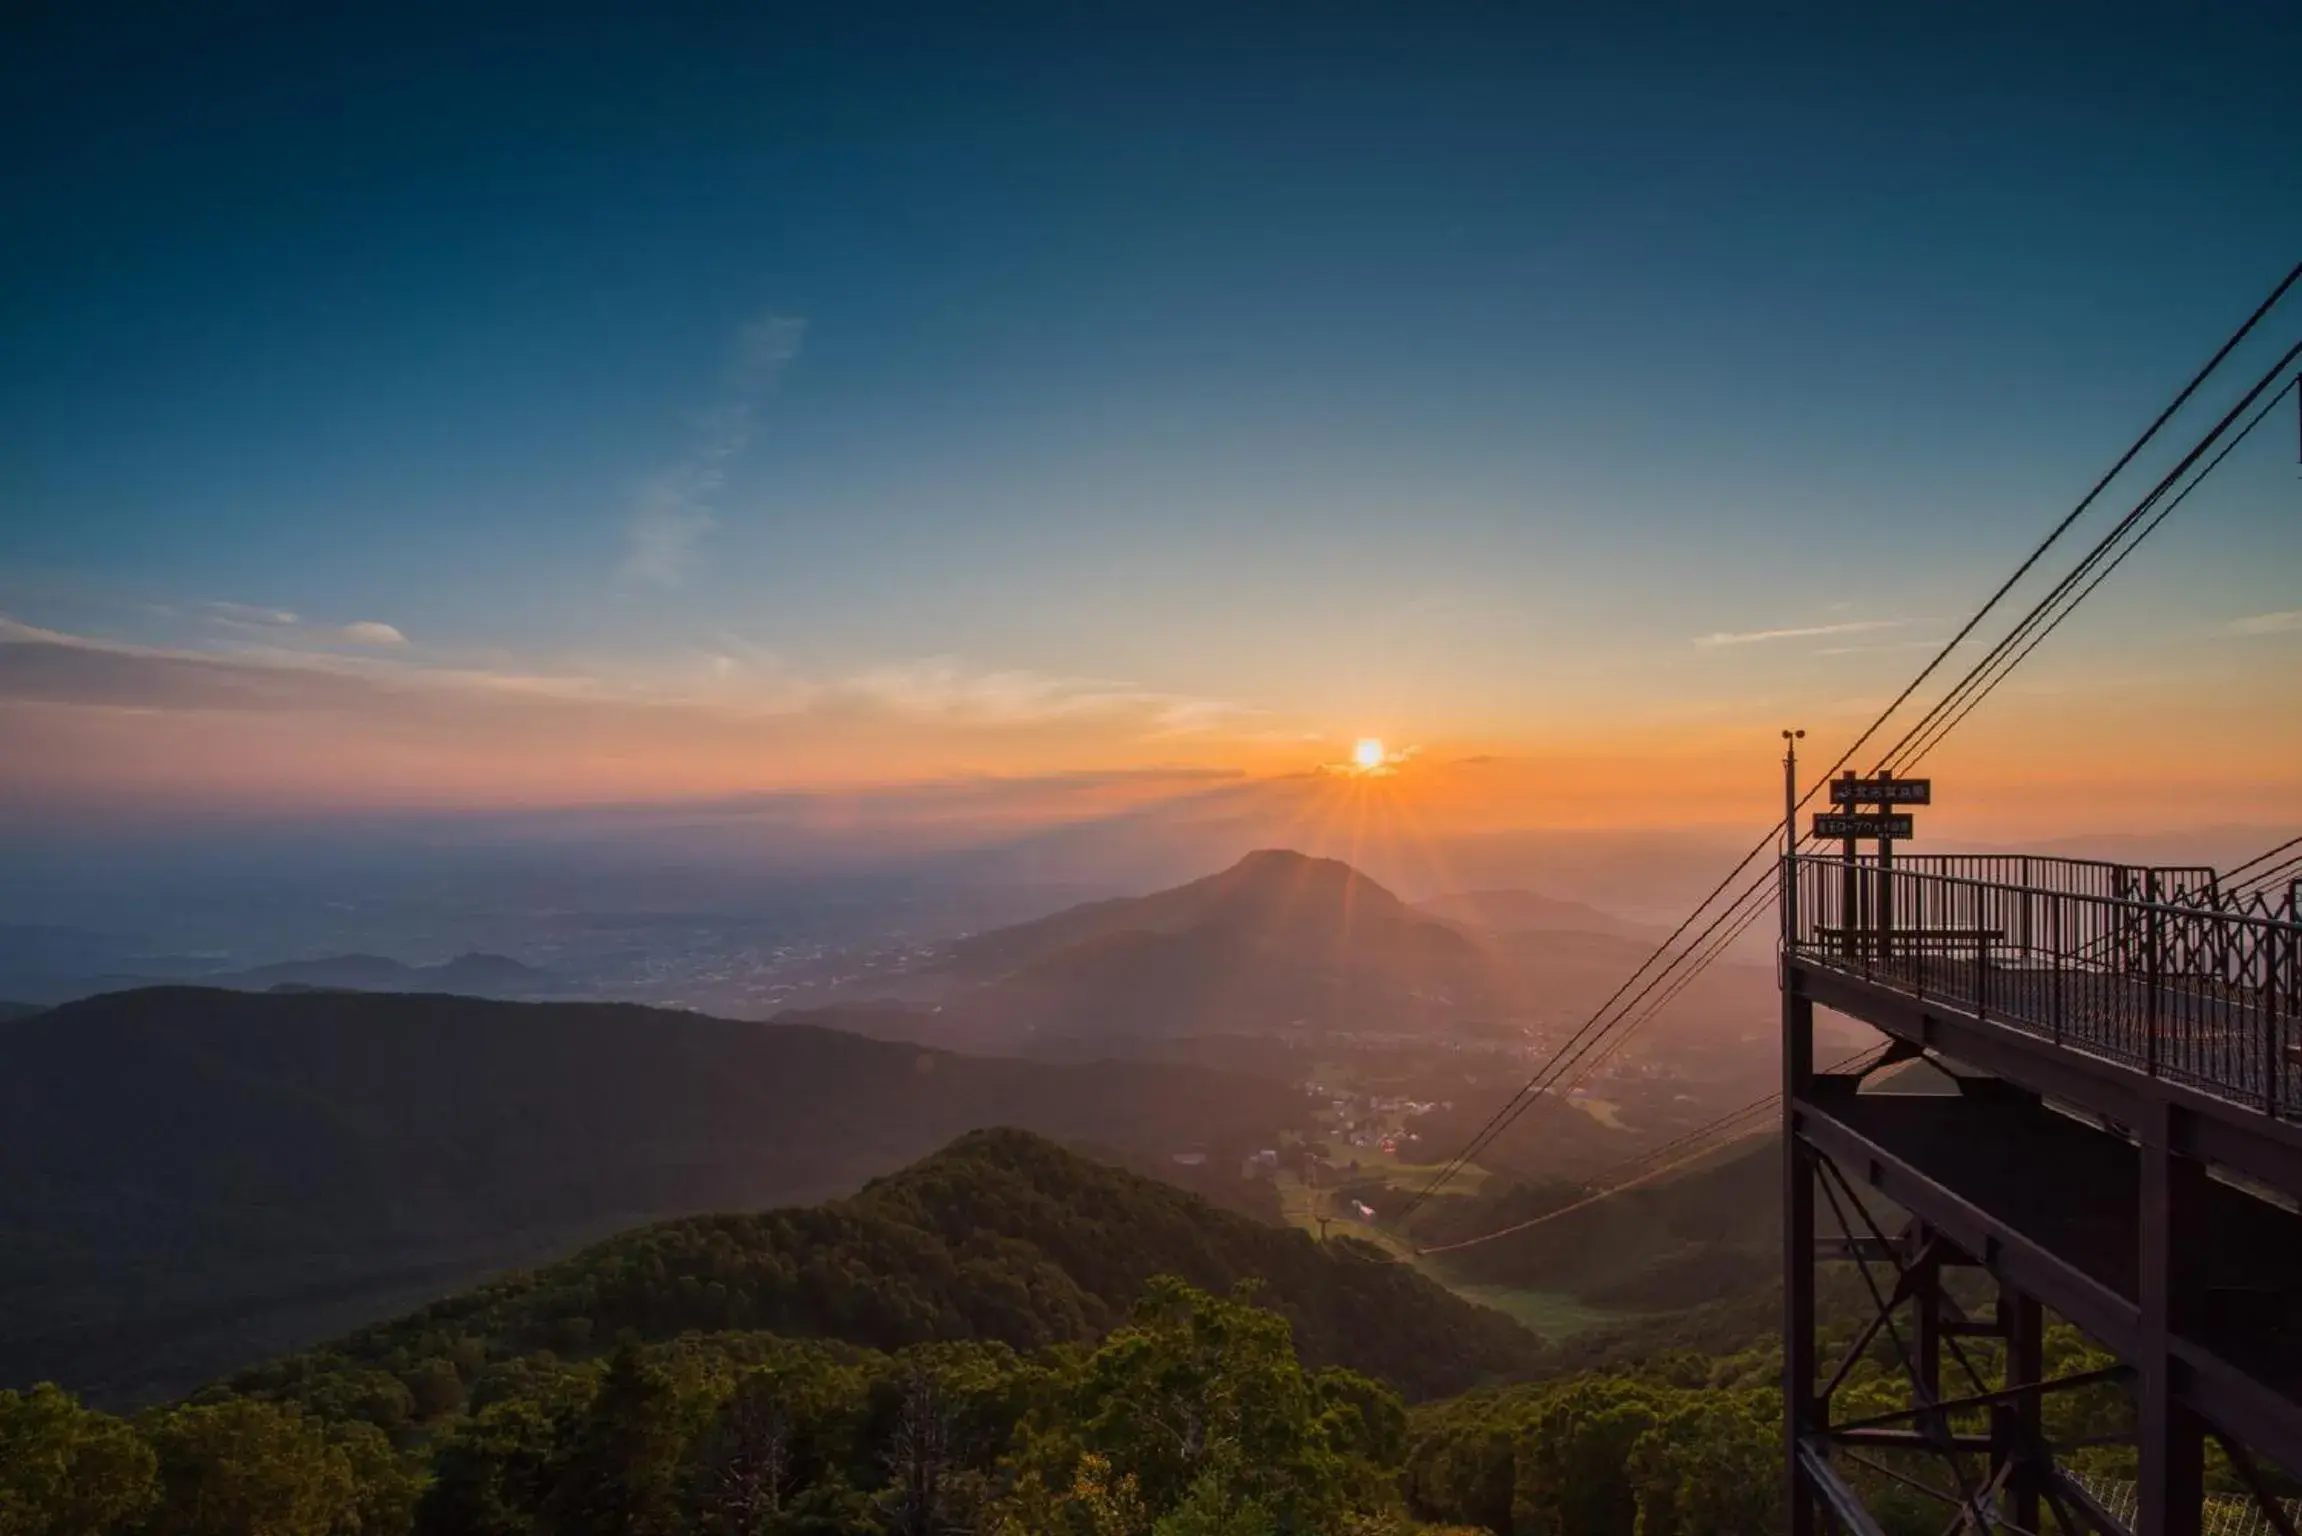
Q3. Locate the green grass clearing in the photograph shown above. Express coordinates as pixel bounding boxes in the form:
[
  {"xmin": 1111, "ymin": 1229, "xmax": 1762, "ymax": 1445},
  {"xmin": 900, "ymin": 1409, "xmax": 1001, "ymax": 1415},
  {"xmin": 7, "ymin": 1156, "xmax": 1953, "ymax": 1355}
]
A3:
[
  {"xmin": 1276, "ymin": 1169, "xmax": 1622, "ymax": 1341},
  {"xmin": 1432, "ymin": 1283, "xmax": 1621, "ymax": 1339}
]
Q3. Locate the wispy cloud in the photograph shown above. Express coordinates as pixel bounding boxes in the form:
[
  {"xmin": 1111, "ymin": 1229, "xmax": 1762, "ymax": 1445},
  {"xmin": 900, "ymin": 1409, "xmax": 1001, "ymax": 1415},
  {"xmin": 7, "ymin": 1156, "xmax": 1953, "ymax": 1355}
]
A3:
[
  {"xmin": 203, "ymin": 600, "xmax": 412, "ymax": 650},
  {"xmin": 1, "ymin": 618, "xmax": 1264, "ymax": 746},
  {"xmin": 1695, "ymin": 618, "xmax": 1908, "ymax": 649},
  {"xmin": 832, "ymin": 655, "xmax": 1252, "ymax": 734},
  {"xmin": 1146, "ymin": 697, "xmax": 1266, "ymax": 737},
  {"xmin": 205, "ymin": 600, "xmax": 300, "ymax": 628},
  {"xmin": 0, "ymin": 615, "xmax": 102, "ymax": 648},
  {"xmin": 0, "ymin": 613, "xmax": 595, "ymax": 709},
  {"xmin": 2224, "ymin": 610, "xmax": 2302, "ymax": 637},
  {"xmin": 1814, "ymin": 636, "xmax": 1972, "ymax": 657},
  {"xmin": 623, "ymin": 312, "xmax": 806, "ymax": 587}
]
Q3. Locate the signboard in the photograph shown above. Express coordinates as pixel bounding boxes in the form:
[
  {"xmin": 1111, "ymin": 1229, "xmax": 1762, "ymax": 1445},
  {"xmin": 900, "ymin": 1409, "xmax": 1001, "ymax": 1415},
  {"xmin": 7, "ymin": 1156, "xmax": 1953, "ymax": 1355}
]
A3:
[
  {"xmin": 1813, "ymin": 813, "xmax": 1914, "ymax": 840},
  {"xmin": 1830, "ymin": 777, "xmax": 1932, "ymax": 806}
]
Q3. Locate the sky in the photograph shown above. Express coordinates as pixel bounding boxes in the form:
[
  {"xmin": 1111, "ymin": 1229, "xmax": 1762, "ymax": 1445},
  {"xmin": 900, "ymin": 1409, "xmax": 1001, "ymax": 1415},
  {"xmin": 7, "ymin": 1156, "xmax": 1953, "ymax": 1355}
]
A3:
[{"xmin": 3, "ymin": 4, "xmax": 2300, "ymax": 839}]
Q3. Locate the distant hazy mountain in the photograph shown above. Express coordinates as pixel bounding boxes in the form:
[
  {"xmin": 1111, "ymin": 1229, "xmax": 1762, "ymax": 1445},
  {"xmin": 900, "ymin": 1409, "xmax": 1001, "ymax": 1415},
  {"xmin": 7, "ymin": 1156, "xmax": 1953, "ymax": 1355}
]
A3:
[
  {"xmin": 933, "ymin": 849, "xmax": 1506, "ymax": 1047},
  {"xmin": 0, "ymin": 987, "xmax": 1301, "ymax": 1403},
  {"xmin": 185, "ymin": 949, "xmax": 556, "ymax": 997},
  {"xmin": 0, "ymin": 923, "xmax": 176, "ymax": 1004},
  {"xmin": 950, "ymin": 848, "xmax": 1475, "ymax": 975},
  {"xmin": 918, "ymin": 848, "xmax": 1772, "ymax": 1053},
  {"xmin": 1415, "ymin": 888, "xmax": 1651, "ymax": 940}
]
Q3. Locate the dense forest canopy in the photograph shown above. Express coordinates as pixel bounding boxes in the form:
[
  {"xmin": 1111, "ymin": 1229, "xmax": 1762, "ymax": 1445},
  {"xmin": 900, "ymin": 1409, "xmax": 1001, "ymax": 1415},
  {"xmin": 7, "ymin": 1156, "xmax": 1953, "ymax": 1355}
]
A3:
[{"xmin": 1, "ymin": 1129, "xmax": 2175, "ymax": 1536}]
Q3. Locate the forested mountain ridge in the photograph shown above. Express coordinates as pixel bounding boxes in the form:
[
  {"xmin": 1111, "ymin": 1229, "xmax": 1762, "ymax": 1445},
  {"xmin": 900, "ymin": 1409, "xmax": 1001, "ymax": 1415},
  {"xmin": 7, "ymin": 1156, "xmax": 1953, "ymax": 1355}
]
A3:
[
  {"xmin": 0, "ymin": 1129, "xmax": 2142, "ymax": 1536},
  {"xmin": 0, "ymin": 989, "xmax": 1304, "ymax": 1402},
  {"xmin": 265, "ymin": 1129, "xmax": 1546, "ymax": 1405}
]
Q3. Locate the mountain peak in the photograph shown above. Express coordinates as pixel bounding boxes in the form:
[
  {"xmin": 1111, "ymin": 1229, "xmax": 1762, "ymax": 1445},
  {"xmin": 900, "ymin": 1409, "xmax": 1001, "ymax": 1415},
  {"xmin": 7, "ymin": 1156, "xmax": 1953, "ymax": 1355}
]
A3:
[
  {"xmin": 1216, "ymin": 847, "xmax": 1395, "ymax": 895},
  {"xmin": 938, "ymin": 847, "xmax": 1488, "ymax": 1045},
  {"xmin": 1229, "ymin": 846, "xmax": 1353, "ymax": 874}
]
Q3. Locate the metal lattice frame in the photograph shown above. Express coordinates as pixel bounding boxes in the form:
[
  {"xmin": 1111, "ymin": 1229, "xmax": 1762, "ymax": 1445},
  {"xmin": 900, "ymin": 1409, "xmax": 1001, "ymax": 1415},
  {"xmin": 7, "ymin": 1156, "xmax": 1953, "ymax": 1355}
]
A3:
[{"xmin": 1783, "ymin": 937, "xmax": 2302, "ymax": 1536}]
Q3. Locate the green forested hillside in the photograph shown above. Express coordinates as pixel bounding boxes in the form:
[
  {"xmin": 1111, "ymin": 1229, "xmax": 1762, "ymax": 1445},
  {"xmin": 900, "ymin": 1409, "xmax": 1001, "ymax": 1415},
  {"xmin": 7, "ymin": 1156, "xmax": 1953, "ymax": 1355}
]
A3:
[
  {"xmin": 1397, "ymin": 1138, "xmax": 1785, "ymax": 1310},
  {"xmin": 264, "ymin": 1130, "xmax": 1546, "ymax": 1405},
  {"xmin": 0, "ymin": 1127, "xmax": 2148, "ymax": 1536}
]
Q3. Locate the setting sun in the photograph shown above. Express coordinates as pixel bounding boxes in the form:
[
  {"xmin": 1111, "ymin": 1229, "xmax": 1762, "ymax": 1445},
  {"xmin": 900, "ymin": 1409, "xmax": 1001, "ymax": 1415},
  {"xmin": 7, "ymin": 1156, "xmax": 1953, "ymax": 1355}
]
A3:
[{"xmin": 1352, "ymin": 738, "xmax": 1386, "ymax": 771}]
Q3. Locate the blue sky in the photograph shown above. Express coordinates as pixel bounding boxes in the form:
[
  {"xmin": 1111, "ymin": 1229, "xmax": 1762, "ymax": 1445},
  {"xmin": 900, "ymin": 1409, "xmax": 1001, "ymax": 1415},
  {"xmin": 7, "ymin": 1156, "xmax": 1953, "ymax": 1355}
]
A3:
[{"xmin": 2, "ymin": 5, "xmax": 2299, "ymax": 822}]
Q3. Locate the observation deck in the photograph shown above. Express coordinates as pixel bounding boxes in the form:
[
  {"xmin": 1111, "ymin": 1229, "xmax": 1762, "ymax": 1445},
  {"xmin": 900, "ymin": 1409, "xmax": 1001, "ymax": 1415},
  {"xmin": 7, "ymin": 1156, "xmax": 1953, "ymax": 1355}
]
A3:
[{"xmin": 1781, "ymin": 852, "xmax": 2302, "ymax": 1536}]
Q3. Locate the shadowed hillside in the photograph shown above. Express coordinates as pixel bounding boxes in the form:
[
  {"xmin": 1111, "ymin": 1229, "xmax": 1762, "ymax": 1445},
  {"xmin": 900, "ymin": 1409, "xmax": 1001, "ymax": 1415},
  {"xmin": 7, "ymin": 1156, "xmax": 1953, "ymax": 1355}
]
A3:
[
  {"xmin": 1401, "ymin": 1137, "xmax": 1788, "ymax": 1310},
  {"xmin": 241, "ymin": 1128, "xmax": 1547, "ymax": 1404},
  {"xmin": 0, "ymin": 989, "xmax": 1304, "ymax": 1402}
]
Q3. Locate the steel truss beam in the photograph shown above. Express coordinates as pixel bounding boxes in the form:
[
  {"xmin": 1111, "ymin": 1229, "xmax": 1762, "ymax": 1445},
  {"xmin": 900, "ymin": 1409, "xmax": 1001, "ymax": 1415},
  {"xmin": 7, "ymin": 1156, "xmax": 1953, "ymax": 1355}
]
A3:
[{"xmin": 1783, "ymin": 964, "xmax": 2302, "ymax": 1536}]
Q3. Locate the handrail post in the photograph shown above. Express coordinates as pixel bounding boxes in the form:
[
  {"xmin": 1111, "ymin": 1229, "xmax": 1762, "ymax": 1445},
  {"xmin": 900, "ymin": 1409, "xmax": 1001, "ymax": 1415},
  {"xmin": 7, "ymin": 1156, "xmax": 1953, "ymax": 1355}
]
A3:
[
  {"xmin": 2280, "ymin": 882, "xmax": 2300, "ymax": 1117},
  {"xmin": 2266, "ymin": 902, "xmax": 2282, "ymax": 1118},
  {"xmin": 1978, "ymin": 932, "xmax": 1991, "ymax": 1023},
  {"xmin": 2145, "ymin": 871, "xmax": 2162, "ymax": 1079},
  {"xmin": 1781, "ymin": 737, "xmax": 1799, "ymax": 962},
  {"xmin": 2051, "ymin": 895, "xmax": 2064, "ymax": 1048}
]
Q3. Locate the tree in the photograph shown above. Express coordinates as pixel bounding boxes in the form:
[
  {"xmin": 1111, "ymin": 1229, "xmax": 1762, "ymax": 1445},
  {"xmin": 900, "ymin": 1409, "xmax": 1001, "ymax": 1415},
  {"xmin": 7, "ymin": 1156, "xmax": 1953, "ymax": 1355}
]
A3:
[
  {"xmin": 877, "ymin": 1372, "xmax": 957, "ymax": 1536},
  {"xmin": 331, "ymin": 1420, "xmax": 421, "ymax": 1536},
  {"xmin": 539, "ymin": 1344, "xmax": 690, "ymax": 1536},
  {"xmin": 694, "ymin": 1381, "xmax": 793, "ymax": 1534},
  {"xmin": 1510, "ymin": 1378, "xmax": 1659, "ymax": 1536},
  {"xmin": 1150, "ymin": 1475, "xmax": 1276, "ymax": 1536},
  {"xmin": 1057, "ymin": 1278, "xmax": 1396, "ymax": 1533},
  {"xmin": 985, "ymin": 1456, "xmax": 1149, "ymax": 1536},
  {"xmin": 419, "ymin": 1399, "xmax": 566, "ymax": 1536},
  {"xmin": 402, "ymin": 1362, "xmax": 467, "ymax": 1426},
  {"xmin": 1626, "ymin": 1392, "xmax": 1778, "ymax": 1536},
  {"xmin": 141, "ymin": 1397, "xmax": 360, "ymax": 1536},
  {"xmin": 0, "ymin": 1383, "xmax": 159, "ymax": 1536}
]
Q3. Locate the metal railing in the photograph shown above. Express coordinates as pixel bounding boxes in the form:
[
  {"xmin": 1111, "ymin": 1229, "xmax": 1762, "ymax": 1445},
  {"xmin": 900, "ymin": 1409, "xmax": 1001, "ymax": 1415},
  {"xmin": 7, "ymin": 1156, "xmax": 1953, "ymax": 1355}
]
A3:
[
  {"xmin": 1787, "ymin": 854, "xmax": 2302, "ymax": 1120},
  {"xmin": 2071, "ymin": 1472, "xmax": 2302, "ymax": 1536},
  {"xmin": 1853, "ymin": 853, "xmax": 2218, "ymax": 905}
]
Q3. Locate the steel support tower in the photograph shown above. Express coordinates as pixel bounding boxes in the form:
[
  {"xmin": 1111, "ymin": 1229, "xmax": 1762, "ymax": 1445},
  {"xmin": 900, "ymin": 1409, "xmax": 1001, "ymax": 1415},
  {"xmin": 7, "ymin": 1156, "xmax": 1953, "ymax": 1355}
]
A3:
[{"xmin": 1780, "ymin": 848, "xmax": 2302, "ymax": 1536}]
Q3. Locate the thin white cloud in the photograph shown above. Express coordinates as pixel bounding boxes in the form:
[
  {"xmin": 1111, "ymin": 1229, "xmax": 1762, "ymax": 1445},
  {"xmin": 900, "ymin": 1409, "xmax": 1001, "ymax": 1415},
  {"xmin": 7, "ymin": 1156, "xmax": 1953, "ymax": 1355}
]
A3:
[
  {"xmin": 834, "ymin": 654, "xmax": 1255, "ymax": 733},
  {"xmin": 202, "ymin": 602, "xmax": 410, "ymax": 649},
  {"xmin": 623, "ymin": 471, "xmax": 720, "ymax": 588},
  {"xmin": 0, "ymin": 615, "xmax": 103, "ymax": 648},
  {"xmin": 1695, "ymin": 618, "xmax": 1907, "ymax": 649},
  {"xmin": 206, "ymin": 600, "xmax": 300, "ymax": 628},
  {"xmin": 2, "ymin": 615, "xmax": 1267, "ymax": 743},
  {"xmin": 623, "ymin": 312, "xmax": 807, "ymax": 587},
  {"xmin": 1147, "ymin": 697, "xmax": 1265, "ymax": 736},
  {"xmin": 840, "ymin": 657, "xmax": 1130, "ymax": 723},
  {"xmin": 2224, "ymin": 610, "xmax": 2302, "ymax": 637},
  {"xmin": 1813, "ymin": 636, "xmax": 1973, "ymax": 657},
  {"xmin": 0, "ymin": 611, "xmax": 600, "ymax": 706}
]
